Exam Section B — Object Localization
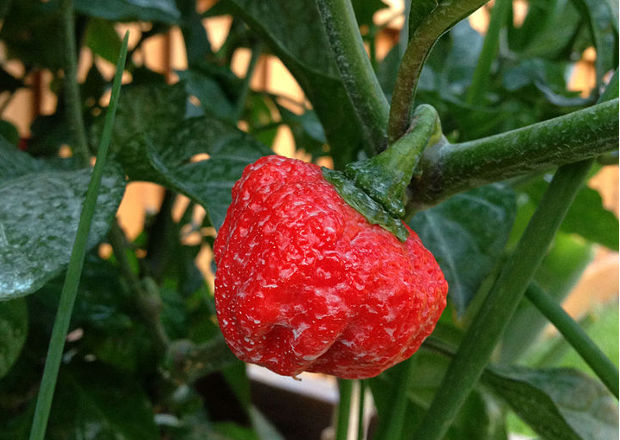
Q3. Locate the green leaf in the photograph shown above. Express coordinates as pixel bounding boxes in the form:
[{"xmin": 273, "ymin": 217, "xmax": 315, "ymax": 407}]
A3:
[
  {"xmin": 75, "ymin": 0, "xmax": 180, "ymax": 23},
  {"xmin": 522, "ymin": 176, "xmax": 619, "ymax": 250},
  {"xmin": 85, "ymin": 18, "xmax": 123, "ymax": 65},
  {"xmin": 46, "ymin": 363, "xmax": 159, "ymax": 439},
  {"xmin": 100, "ymin": 83, "xmax": 271, "ymax": 229},
  {"xmin": 225, "ymin": 0, "xmax": 368, "ymax": 166},
  {"xmin": 0, "ymin": 298, "xmax": 27, "ymax": 379},
  {"xmin": 0, "ymin": 67, "xmax": 24, "ymax": 93},
  {"xmin": 177, "ymin": 66, "xmax": 238, "ymax": 122},
  {"xmin": 351, "ymin": 0, "xmax": 388, "ymax": 27},
  {"xmin": 0, "ymin": 0, "xmax": 65, "ymax": 70},
  {"xmin": 514, "ymin": 0, "xmax": 582, "ymax": 59},
  {"xmin": 0, "ymin": 136, "xmax": 48, "ymax": 183},
  {"xmin": 277, "ymin": 104, "xmax": 327, "ymax": 158},
  {"xmin": 572, "ymin": 0, "xmax": 619, "ymax": 86},
  {"xmin": 409, "ymin": 183, "xmax": 517, "ymax": 315},
  {"xmin": 167, "ymin": 336, "xmax": 240, "ymax": 383},
  {"xmin": 0, "ymin": 165, "xmax": 125, "ymax": 300},
  {"xmin": 484, "ymin": 365, "xmax": 619, "ymax": 440},
  {"xmin": 369, "ymin": 350, "xmax": 508, "ymax": 440},
  {"xmin": 0, "ymin": 121, "xmax": 19, "ymax": 146}
]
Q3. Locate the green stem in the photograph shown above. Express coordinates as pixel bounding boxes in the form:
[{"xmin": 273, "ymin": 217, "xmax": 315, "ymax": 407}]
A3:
[
  {"xmin": 525, "ymin": 283, "xmax": 619, "ymax": 398},
  {"xmin": 324, "ymin": 104, "xmax": 442, "ymax": 241},
  {"xmin": 346, "ymin": 104, "xmax": 442, "ymax": 218},
  {"xmin": 388, "ymin": 0, "xmax": 490, "ymax": 142},
  {"xmin": 336, "ymin": 379, "xmax": 354, "ymax": 440},
  {"xmin": 357, "ymin": 380, "xmax": 366, "ymax": 440},
  {"xmin": 466, "ymin": 0, "xmax": 511, "ymax": 104},
  {"xmin": 234, "ymin": 43, "xmax": 261, "ymax": 122},
  {"xmin": 108, "ymin": 223, "xmax": 170, "ymax": 354},
  {"xmin": 413, "ymin": 159, "xmax": 592, "ymax": 440},
  {"xmin": 316, "ymin": 0, "xmax": 389, "ymax": 152},
  {"xmin": 60, "ymin": 0, "xmax": 90, "ymax": 166},
  {"xmin": 28, "ymin": 33, "xmax": 129, "ymax": 440},
  {"xmin": 408, "ymin": 99, "xmax": 619, "ymax": 212},
  {"xmin": 379, "ymin": 356, "xmax": 418, "ymax": 440}
]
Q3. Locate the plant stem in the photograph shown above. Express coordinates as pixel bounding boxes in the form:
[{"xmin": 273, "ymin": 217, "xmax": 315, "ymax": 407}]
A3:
[
  {"xmin": 388, "ymin": 0, "xmax": 490, "ymax": 142},
  {"xmin": 336, "ymin": 379, "xmax": 353, "ymax": 440},
  {"xmin": 379, "ymin": 356, "xmax": 418, "ymax": 440},
  {"xmin": 408, "ymin": 98, "xmax": 619, "ymax": 212},
  {"xmin": 234, "ymin": 42, "xmax": 261, "ymax": 122},
  {"xmin": 345, "ymin": 104, "xmax": 442, "ymax": 219},
  {"xmin": 413, "ymin": 159, "xmax": 592, "ymax": 440},
  {"xmin": 60, "ymin": 0, "xmax": 90, "ymax": 166},
  {"xmin": 28, "ymin": 33, "xmax": 129, "ymax": 440},
  {"xmin": 357, "ymin": 380, "xmax": 366, "ymax": 440},
  {"xmin": 316, "ymin": 0, "xmax": 389, "ymax": 152},
  {"xmin": 525, "ymin": 283, "xmax": 619, "ymax": 398},
  {"xmin": 466, "ymin": 0, "xmax": 511, "ymax": 104},
  {"xmin": 108, "ymin": 223, "xmax": 170, "ymax": 354}
]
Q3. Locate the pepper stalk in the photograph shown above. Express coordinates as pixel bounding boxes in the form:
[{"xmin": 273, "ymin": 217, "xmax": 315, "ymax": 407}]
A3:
[{"xmin": 323, "ymin": 104, "xmax": 443, "ymax": 241}]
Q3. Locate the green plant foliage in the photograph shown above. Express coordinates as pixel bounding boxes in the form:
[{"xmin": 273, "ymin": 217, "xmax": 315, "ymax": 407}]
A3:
[
  {"xmin": 521, "ymin": 176, "xmax": 619, "ymax": 250},
  {"xmin": 0, "ymin": 0, "xmax": 617, "ymax": 438},
  {"xmin": 46, "ymin": 363, "xmax": 160, "ymax": 439},
  {"xmin": 484, "ymin": 365, "xmax": 619, "ymax": 440},
  {"xmin": 0, "ymin": 0, "xmax": 65, "ymax": 70},
  {"xmin": 369, "ymin": 350, "xmax": 508, "ymax": 440},
  {"xmin": 0, "ymin": 165, "xmax": 125, "ymax": 300},
  {"xmin": 410, "ymin": 183, "xmax": 516, "ymax": 315},
  {"xmin": 500, "ymin": 232, "xmax": 594, "ymax": 363},
  {"xmin": 95, "ymin": 82, "xmax": 271, "ymax": 229},
  {"xmin": 0, "ymin": 298, "xmax": 27, "ymax": 379},
  {"xmin": 75, "ymin": 0, "xmax": 180, "ymax": 23},
  {"xmin": 224, "ymin": 0, "xmax": 370, "ymax": 164}
]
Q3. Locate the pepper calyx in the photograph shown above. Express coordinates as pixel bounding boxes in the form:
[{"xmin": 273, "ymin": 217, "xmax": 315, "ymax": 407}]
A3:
[{"xmin": 323, "ymin": 104, "xmax": 443, "ymax": 241}]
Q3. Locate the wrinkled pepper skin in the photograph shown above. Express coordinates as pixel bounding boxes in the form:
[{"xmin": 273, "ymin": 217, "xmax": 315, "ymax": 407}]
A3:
[{"xmin": 214, "ymin": 155, "xmax": 448, "ymax": 379}]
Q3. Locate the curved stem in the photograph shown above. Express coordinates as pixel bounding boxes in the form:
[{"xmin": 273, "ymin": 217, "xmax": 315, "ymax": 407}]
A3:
[
  {"xmin": 525, "ymin": 283, "xmax": 619, "ymax": 398},
  {"xmin": 413, "ymin": 159, "xmax": 593, "ymax": 440},
  {"xmin": 388, "ymin": 0, "xmax": 490, "ymax": 142},
  {"xmin": 466, "ymin": 0, "xmax": 511, "ymax": 104},
  {"xmin": 317, "ymin": 0, "xmax": 389, "ymax": 152},
  {"xmin": 408, "ymin": 99, "xmax": 619, "ymax": 212},
  {"xmin": 60, "ymin": 0, "xmax": 90, "ymax": 166}
]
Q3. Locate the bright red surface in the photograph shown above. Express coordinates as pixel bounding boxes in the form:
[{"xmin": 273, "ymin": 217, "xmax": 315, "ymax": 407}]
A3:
[{"xmin": 214, "ymin": 155, "xmax": 448, "ymax": 379}]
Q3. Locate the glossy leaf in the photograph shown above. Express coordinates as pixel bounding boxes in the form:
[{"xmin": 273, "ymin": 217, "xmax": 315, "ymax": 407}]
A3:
[
  {"xmin": 85, "ymin": 18, "xmax": 123, "ymax": 65},
  {"xmin": 46, "ymin": 363, "xmax": 159, "ymax": 439},
  {"xmin": 0, "ymin": 298, "xmax": 27, "ymax": 379},
  {"xmin": 75, "ymin": 0, "xmax": 180, "ymax": 23},
  {"xmin": 0, "ymin": 136, "xmax": 48, "ymax": 183},
  {"xmin": 522, "ymin": 176, "xmax": 619, "ymax": 250},
  {"xmin": 351, "ymin": 0, "xmax": 388, "ymax": 27},
  {"xmin": 484, "ymin": 365, "xmax": 619, "ymax": 440},
  {"xmin": 572, "ymin": 0, "xmax": 618, "ymax": 85},
  {"xmin": 225, "ymin": 0, "xmax": 368, "ymax": 166},
  {"xmin": 409, "ymin": 183, "xmax": 517, "ymax": 315},
  {"xmin": 514, "ymin": 0, "xmax": 582, "ymax": 59},
  {"xmin": 369, "ymin": 350, "xmax": 508, "ymax": 440},
  {"xmin": 177, "ymin": 65, "xmax": 239, "ymax": 122},
  {"xmin": 0, "ymin": 165, "xmax": 125, "ymax": 300},
  {"xmin": 99, "ymin": 83, "xmax": 271, "ymax": 230},
  {"xmin": 0, "ymin": 0, "xmax": 65, "ymax": 70}
]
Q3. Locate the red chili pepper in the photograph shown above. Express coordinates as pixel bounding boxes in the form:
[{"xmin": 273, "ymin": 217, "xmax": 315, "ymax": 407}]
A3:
[{"xmin": 214, "ymin": 155, "xmax": 448, "ymax": 379}]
